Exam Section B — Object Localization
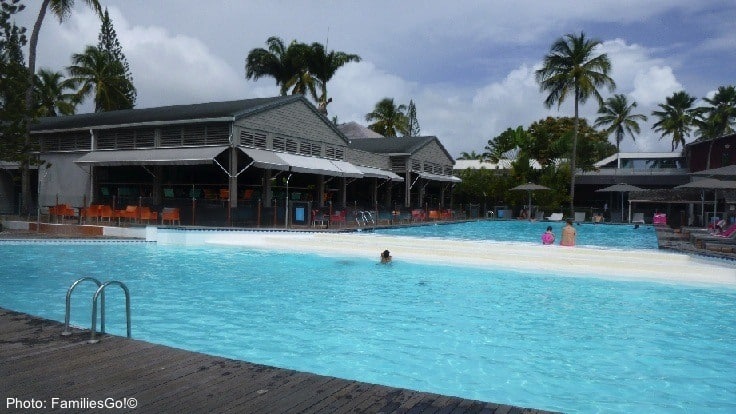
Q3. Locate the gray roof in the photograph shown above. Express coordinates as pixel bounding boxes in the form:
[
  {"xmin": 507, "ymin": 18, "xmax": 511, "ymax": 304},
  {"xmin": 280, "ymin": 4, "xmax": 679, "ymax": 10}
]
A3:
[
  {"xmin": 349, "ymin": 136, "xmax": 454, "ymax": 163},
  {"xmin": 31, "ymin": 96, "xmax": 301, "ymax": 132},
  {"xmin": 337, "ymin": 122, "xmax": 383, "ymax": 138}
]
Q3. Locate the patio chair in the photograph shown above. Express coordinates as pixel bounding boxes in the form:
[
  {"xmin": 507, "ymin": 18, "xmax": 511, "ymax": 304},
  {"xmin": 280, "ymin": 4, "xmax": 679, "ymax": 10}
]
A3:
[
  {"xmin": 545, "ymin": 213, "xmax": 563, "ymax": 221},
  {"xmin": 329, "ymin": 210, "xmax": 347, "ymax": 227},
  {"xmin": 117, "ymin": 205, "xmax": 139, "ymax": 223},
  {"xmin": 161, "ymin": 207, "xmax": 181, "ymax": 225},
  {"xmin": 574, "ymin": 212, "xmax": 586, "ymax": 223},
  {"xmin": 139, "ymin": 207, "xmax": 158, "ymax": 223},
  {"xmin": 98, "ymin": 205, "xmax": 116, "ymax": 223},
  {"xmin": 411, "ymin": 209, "xmax": 426, "ymax": 222},
  {"xmin": 632, "ymin": 212, "xmax": 645, "ymax": 224}
]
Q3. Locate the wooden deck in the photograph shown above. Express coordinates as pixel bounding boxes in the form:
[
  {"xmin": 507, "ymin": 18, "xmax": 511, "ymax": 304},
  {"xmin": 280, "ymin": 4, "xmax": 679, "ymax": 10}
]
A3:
[{"xmin": 0, "ymin": 309, "xmax": 555, "ymax": 414}]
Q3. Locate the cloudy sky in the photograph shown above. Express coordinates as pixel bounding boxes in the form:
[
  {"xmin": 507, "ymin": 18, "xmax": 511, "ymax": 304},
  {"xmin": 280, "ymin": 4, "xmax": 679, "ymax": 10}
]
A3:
[{"xmin": 14, "ymin": 1, "xmax": 736, "ymax": 157}]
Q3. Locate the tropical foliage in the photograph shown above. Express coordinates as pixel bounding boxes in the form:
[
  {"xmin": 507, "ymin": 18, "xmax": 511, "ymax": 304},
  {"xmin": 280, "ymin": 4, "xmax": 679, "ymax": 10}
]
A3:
[
  {"xmin": 245, "ymin": 37, "xmax": 359, "ymax": 105},
  {"xmin": 67, "ymin": 45, "xmax": 136, "ymax": 112},
  {"xmin": 0, "ymin": 0, "xmax": 30, "ymax": 165},
  {"xmin": 457, "ymin": 151, "xmax": 485, "ymax": 160},
  {"xmin": 33, "ymin": 68, "xmax": 76, "ymax": 116},
  {"xmin": 594, "ymin": 94, "xmax": 647, "ymax": 153},
  {"xmin": 365, "ymin": 98, "xmax": 409, "ymax": 136},
  {"xmin": 407, "ymin": 99, "xmax": 420, "ymax": 136},
  {"xmin": 97, "ymin": 7, "xmax": 135, "ymax": 106},
  {"xmin": 535, "ymin": 31, "xmax": 614, "ymax": 214},
  {"xmin": 651, "ymin": 91, "xmax": 697, "ymax": 151}
]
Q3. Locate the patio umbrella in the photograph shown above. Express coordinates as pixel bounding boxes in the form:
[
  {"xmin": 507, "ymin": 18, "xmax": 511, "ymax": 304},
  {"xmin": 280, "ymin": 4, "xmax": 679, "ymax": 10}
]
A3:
[
  {"xmin": 595, "ymin": 183, "xmax": 646, "ymax": 223},
  {"xmin": 675, "ymin": 178, "xmax": 736, "ymax": 226},
  {"xmin": 510, "ymin": 183, "xmax": 550, "ymax": 220}
]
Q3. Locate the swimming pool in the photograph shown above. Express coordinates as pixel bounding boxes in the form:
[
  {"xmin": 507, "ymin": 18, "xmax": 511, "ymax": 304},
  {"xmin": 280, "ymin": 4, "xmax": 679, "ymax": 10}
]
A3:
[
  {"xmin": 376, "ymin": 220, "xmax": 659, "ymax": 250},
  {"xmin": 1, "ymin": 241, "xmax": 734, "ymax": 413}
]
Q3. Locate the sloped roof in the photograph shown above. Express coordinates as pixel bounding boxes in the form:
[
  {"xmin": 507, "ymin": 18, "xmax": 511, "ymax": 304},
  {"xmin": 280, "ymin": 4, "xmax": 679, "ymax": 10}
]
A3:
[
  {"xmin": 349, "ymin": 136, "xmax": 454, "ymax": 163},
  {"xmin": 337, "ymin": 121, "xmax": 383, "ymax": 138},
  {"xmin": 31, "ymin": 95, "xmax": 302, "ymax": 132}
]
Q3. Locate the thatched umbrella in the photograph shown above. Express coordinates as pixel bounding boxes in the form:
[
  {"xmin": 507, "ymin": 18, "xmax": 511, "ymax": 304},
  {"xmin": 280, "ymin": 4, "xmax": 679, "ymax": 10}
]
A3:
[{"xmin": 691, "ymin": 164, "xmax": 736, "ymax": 179}]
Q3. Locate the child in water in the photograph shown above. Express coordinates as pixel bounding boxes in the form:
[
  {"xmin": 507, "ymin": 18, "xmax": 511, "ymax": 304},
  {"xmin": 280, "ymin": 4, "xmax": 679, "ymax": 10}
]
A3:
[
  {"xmin": 542, "ymin": 226, "xmax": 555, "ymax": 245},
  {"xmin": 380, "ymin": 249, "xmax": 392, "ymax": 263}
]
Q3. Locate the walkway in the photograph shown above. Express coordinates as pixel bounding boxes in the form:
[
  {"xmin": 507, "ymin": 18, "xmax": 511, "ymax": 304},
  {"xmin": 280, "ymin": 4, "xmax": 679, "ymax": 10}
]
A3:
[{"xmin": 0, "ymin": 309, "xmax": 554, "ymax": 414}]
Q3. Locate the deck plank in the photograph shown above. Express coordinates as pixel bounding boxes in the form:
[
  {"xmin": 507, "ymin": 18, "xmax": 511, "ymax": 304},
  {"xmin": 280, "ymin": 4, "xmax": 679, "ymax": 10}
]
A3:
[{"xmin": 0, "ymin": 309, "xmax": 557, "ymax": 414}]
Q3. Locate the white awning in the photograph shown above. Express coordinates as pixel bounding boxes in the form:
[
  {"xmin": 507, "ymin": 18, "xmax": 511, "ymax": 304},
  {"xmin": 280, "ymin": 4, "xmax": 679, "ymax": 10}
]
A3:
[
  {"xmin": 330, "ymin": 160, "xmax": 364, "ymax": 178},
  {"xmin": 0, "ymin": 161, "xmax": 38, "ymax": 170},
  {"xmin": 238, "ymin": 147, "xmax": 290, "ymax": 171},
  {"xmin": 74, "ymin": 146, "xmax": 229, "ymax": 166},
  {"xmin": 355, "ymin": 165, "xmax": 404, "ymax": 182},
  {"xmin": 275, "ymin": 152, "xmax": 344, "ymax": 177},
  {"xmin": 417, "ymin": 171, "xmax": 462, "ymax": 183}
]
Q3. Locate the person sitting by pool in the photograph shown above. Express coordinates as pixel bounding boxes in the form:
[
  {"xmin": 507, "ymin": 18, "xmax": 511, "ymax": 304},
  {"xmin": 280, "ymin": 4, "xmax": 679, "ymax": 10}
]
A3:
[
  {"xmin": 541, "ymin": 226, "xmax": 555, "ymax": 245},
  {"xmin": 593, "ymin": 213, "xmax": 603, "ymax": 223},
  {"xmin": 380, "ymin": 249, "xmax": 392, "ymax": 264},
  {"xmin": 518, "ymin": 207, "xmax": 528, "ymax": 220},
  {"xmin": 560, "ymin": 218, "xmax": 576, "ymax": 246}
]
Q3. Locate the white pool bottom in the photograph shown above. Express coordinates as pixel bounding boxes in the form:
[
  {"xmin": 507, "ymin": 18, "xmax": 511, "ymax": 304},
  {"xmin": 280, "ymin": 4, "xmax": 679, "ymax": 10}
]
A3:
[{"xmin": 150, "ymin": 228, "xmax": 736, "ymax": 287}]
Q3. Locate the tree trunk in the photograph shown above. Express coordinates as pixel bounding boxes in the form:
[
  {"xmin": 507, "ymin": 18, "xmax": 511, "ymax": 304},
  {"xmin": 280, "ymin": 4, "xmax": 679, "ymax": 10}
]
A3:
[
  {"xmin": 570, "ymin": 87, "xmax": 579, "ymax": 216},
  {"xmin": 706, "ymin": 138, "xmax": 715, "ymax": 170},
  {"xmin": 21, "ymin": 0, "xmax": 51, "ymax": 215}
]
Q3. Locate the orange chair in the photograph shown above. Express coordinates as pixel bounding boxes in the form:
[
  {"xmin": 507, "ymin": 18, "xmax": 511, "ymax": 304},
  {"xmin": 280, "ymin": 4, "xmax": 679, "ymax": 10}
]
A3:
[
  {"xmin": 81, "ymin": 205, "xmax": 102, "ymax": 223},
  {"xmin": 117, "ymin": 205, "xmax": 139, "ymax": 223},
  {"xmin": 139, "ymin": 207, "xmax": 158, "ymax": 223},
  {"xmin": 98, "ymin": 205, "xmax": 116, "ymax": 223},
  {"xmin": 428, "ymin": 210, "xmax": 440, "ymax": 220},
  {"xmin": 411, "ymin": 209, "xmax": 426, "ymax": 222},
  {"xmin": 53, "ymin": 204, "xmax": 76, "ymax": 222},
  {"xmin": 219, "ymin": 188, "xmax": 230, "ymax": 200},
  {"xmin": 161, "ymin": 207, "xmax": 181, "ymax": 225},
  {"xmin": 329, "ymin": 210, "xmax": 347, "ymax": 227}
]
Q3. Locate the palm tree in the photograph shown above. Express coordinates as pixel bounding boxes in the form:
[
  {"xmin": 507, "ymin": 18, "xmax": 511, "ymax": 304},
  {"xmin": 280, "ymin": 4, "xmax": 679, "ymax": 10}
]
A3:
[
  {"xmin": 536, "ymin": 32, "xmax": 615, "ymax": 214},
  {"xmin": 458, "ymin": 151, "xmax": 485, "ymax": 160},
  {"xmin": 22, "ymin": 0, "xmax": 102, "ymax": 214},
  {"xmin": 365, "ymin": 98, "xmax": 409, "ymax": 137},
  {"xmin": 696, "ymin": 85, "xmax": 736, "ymax": 169},
  {"xmin": 594, "ymin": 94, "xmax": 647, "ymax": 153},
  {"xmin": 67, "ymin": 45, "xmax": 135, "ymax": 112},
  {"xmin": 33, "ymin": 68, "xmax": 77, "ymax": 117},
  {"xmin": 651, "ymin": 91, "xmax": 697, "ymax": 151},
  {"xmin": 307, "ymin": 42, "xmax": 360, "ymax": 105},
  {"xmin": 245, "ymin": 37, "xmax": 314, "ymax": 98}
]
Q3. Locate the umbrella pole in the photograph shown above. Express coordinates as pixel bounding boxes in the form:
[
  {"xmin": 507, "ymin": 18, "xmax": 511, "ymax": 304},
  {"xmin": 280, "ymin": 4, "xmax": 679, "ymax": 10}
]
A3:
[
  {"xmin": 621, "ymin": 192, "xmax": 624, "ymax": 222},
  {"xmin": 528, "ymin": 191, "xmax": 532, "ymax": 221}
]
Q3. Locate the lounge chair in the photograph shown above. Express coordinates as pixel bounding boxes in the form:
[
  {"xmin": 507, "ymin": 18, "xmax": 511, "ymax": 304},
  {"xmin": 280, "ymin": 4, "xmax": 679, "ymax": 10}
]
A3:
[
  {"xmin": 545, "ymin": 213, "xmax": 563, "ymax": 221},
  {"xmin": 574, "ymin": 212, "xmax": 586, "ymax": 223},
  {"xmin": 632, "ymin": 212, "xmax": 645, "ymax": 224}
]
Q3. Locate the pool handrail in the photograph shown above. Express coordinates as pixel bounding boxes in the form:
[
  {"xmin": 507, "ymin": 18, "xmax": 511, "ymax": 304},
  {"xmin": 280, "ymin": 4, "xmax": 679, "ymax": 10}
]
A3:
[
  {"xmin": 89, "ymin": 280, "xmax": 131, "ymax": 344},
  {"xmin": 62, "ymin": 277, "xmax": 105, "ymax": 336}
]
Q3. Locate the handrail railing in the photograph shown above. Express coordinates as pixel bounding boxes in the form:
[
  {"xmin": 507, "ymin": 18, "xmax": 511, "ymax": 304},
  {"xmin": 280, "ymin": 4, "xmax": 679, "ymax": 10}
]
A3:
[
  {"xmin": 89, "ymin": 281, "xmax": 131, "ymax": 344},
  {"xmin": 62, "ymin": 277, "xmax": 104, "ymax": 336}
]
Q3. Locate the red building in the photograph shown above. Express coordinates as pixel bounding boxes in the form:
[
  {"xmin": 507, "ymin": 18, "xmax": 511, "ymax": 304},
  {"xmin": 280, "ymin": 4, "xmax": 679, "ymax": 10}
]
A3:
[{"xmin": 685, "ymin": 133, "xmax": 736, "ymax": 172}]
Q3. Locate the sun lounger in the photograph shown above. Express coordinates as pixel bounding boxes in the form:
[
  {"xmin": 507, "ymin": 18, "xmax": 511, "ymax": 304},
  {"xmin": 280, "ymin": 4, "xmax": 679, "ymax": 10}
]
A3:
[
  {"xmin": 632, "ymin": 212, "xmax": 645, "ymax": 224},
  {"xmin": 545, "ymin": 213, "xmax": 563, "ymax": 221}
]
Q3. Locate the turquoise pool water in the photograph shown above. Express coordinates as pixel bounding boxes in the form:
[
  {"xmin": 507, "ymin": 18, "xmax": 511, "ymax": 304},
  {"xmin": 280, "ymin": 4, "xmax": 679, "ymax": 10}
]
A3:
[
  {"xmin": 376, "ymin": 220, "xmax": 659, "ymax": 249},
  {"xmin": 1, "ymin": 241, "xmax": 734, "ymax": 413}
]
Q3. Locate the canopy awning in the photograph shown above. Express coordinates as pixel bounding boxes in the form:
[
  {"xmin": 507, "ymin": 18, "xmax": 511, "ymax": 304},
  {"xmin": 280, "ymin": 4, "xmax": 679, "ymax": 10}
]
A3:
[
  {"xmin": 75, "ymin": 146, "xmax": 229, "ymax": 166},
  {"xmin": 355, "ymin": 165, "xmax": 404, "ymax": 182},
  {"xmin": 0, "ymin": 161, "xmax": 38, "ymax": 170},
  {"xmin": 417, "ymin": 171, "xmax": 462, "ymax": 183},
  {"xmin": 330, "ymin": 160, "xmax": 364, "ymax": 178},
  {"xmin": 238, "ymin": 147, "xmax": 290, "ymax": 171}
]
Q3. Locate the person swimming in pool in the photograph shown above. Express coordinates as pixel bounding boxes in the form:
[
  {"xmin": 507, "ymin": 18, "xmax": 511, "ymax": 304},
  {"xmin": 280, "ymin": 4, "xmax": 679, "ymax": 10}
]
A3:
[
  {"xmin": 380, "ymin": 249, "xmax": 392, "ymax": 264},
  {"xmin": 560, "ymin": 218, "xmax": 576, "ymax": 246},
  {"xmin": 542, "ymin": 226, "xmax": 555, "ymax": 245}
]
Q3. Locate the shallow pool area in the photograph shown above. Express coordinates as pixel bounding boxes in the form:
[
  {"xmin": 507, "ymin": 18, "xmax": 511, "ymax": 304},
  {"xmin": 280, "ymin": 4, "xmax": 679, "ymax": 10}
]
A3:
[
  {"xmin": 1, "ymin": 240, "xmax": 735, "ymax": 413},
  {"xmin": 375, "ymin": 220, "xmax": 659, "ymax": 250}
]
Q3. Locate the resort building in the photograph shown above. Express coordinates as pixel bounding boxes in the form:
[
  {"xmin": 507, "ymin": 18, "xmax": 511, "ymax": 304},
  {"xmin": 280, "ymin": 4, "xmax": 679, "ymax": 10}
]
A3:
[{"xmin": 7, "ymin": 95, "xmax": 459, "ymax": 226}]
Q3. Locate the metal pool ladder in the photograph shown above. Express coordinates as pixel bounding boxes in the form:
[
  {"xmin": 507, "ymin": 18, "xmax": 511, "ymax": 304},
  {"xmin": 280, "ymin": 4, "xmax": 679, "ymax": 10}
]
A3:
[{"xmin": 61, "ymin": 277, "xmax": 131, "ymax": 344}]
